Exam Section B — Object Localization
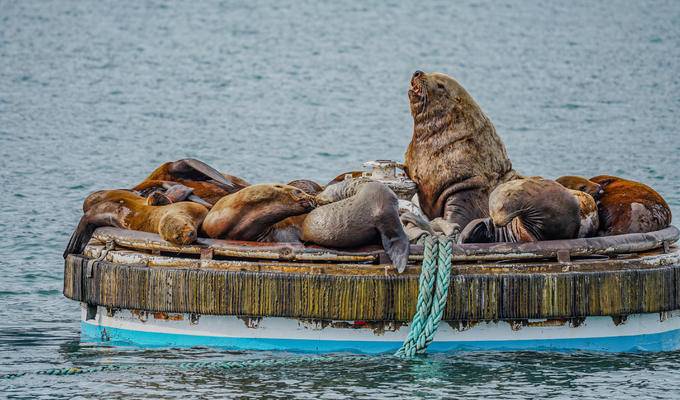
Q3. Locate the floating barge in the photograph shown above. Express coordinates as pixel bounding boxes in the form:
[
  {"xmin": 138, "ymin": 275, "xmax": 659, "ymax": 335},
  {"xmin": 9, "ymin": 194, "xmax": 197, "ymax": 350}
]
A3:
[{"xmin": 63, "ymin": 226, "xmax": 680, "ymax": 353}]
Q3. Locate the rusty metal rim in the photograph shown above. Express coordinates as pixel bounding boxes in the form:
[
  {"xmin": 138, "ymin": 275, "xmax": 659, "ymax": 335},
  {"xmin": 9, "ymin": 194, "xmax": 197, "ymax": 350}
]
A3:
[{"xmin": 91, "ymin": 225, "xmax": 680, "ymax": 264}]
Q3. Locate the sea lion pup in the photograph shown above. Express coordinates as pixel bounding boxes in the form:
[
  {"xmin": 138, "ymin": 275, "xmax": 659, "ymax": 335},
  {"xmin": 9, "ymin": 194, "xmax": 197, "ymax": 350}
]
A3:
[
  {"xmin": 202, "ymin": 184, "xmax": 318, "ymax": 241},
  {"xmin": 404, "ymin": 70, "xmax": 519, "ymax": 232},
  {"xmin": 64, "ymin": 190, "xmax": 209, "ymax": 258},
  {"xmin": 133, "ymin": 158, "xmax": 250, "ymax": 205},
  {"xmin": 459, "ymin": 178, "xmax": 581, "ymax": 243},
  {"xmin": 561, "ymin": 175, "xmax": 672, "ymax": 236},
  {"xmin": 300, "ymin": 178, "xmax": 410, "ymax": 272}
]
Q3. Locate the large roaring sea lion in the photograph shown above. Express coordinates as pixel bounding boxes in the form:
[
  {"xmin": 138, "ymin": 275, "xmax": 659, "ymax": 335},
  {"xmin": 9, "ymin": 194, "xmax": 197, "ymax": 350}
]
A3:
[
  {"xmin": 404, "ymin": 71, "xmax": 519, "ymax": 232},
  {"xmin": 459, "ymin": 178, "xmax": 581, "ymax": 243},
  {"xmin": 558, "ymin": 175, "xmax": 672, "ymax": 236},
  {"xmin": 64, "ymin": 190, "xmax": 209, "ymax": 258},
  {"xmin": 133, "ymin": 158, "xmax": 250, "ymax": 205}
]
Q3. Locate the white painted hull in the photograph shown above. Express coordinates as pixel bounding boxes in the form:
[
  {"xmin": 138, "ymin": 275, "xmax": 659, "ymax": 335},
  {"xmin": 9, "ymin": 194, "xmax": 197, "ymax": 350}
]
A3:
[{"xmin": 81, "ymin": 304, "xmax": 680, "ymax": 353}]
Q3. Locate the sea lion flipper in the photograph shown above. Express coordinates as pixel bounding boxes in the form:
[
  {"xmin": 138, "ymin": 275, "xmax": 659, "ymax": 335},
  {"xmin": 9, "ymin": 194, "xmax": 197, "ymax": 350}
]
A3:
[
  {"xmin": 63, "ymin": 204, "xmax": 126, "ymax": 258},
  {"xmin": 379, "ymin": 228, "xmax": 410, "ymax": 273},
  {"xmin": 170, "ymin": 159, "xmax": 236, "ymax": 189}
]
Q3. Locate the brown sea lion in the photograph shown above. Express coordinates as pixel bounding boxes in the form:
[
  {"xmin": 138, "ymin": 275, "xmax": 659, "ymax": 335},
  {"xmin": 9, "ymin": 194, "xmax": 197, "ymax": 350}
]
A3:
[
  {"xmin": 202, "ymin": 184, "xmax": 318, "ymax": 241},
  {"xmin": 556, "ymin": 176, "xmax": 604, "ymax": 200},
  {"xmin": 64, "ymin": 190, "xmax": 209, "ymax": 258},
  {"xmin": 459, "ymin": 178, "xmax": 581, "ymax": 243},
  {"xmin": 593, "ymin": 176, "xmax": 670, "ymax": 235},
  {"xmin": 404, "ymin": 71, "xmax": 519, "ymax": 232},
  {"xmin": 133, "ymin": 159, "xmax": 250, "ymax": 205}
]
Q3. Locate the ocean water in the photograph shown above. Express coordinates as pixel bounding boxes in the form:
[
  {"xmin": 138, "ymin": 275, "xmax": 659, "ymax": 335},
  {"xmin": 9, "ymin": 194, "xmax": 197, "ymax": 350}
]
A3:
[{"xmin": 1, "ymin": 0, "xmax": 679, "ymax": 398}]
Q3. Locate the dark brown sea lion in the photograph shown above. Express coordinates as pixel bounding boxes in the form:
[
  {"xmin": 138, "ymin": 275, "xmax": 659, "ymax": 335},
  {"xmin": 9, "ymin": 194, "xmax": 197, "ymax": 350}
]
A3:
[
  {"xmin": 202, "ymin": 184, "xmax": 318, "ymax": 241},
  {"xmin": 404, "ymin": 70, "xmax": 519, "ymax": 231},
  {"xmin": 133, "ymin": 159, "xmax": 250, "ymax": 205},
  {"xmin": 64, "ymin": 190, "xmax": 209, "ymax": 258},
  {"xmin": 561, "ymin": 175, "xmax": 672, "ymax": 236},
  {"xmin": 459, "ymin": 178, "xmax": 581, "ymax": 243}
]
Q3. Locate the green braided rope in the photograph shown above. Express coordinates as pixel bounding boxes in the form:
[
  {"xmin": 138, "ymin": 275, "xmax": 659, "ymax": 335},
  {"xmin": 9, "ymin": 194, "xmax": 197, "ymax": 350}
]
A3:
[
  {"xmin": 1, "ymin": 356, "xmax": 369, "ymax": 380},
  {"xmin": 416, "ymin": 236, "xmax": 453, "ymax": 353},
  {"xmin": 395, "ymin": 236, "xmax": 439, "ymax": 357},
  {"xmin": 395, "ymin": 235, "xmax": 453, "ymax": 357}
]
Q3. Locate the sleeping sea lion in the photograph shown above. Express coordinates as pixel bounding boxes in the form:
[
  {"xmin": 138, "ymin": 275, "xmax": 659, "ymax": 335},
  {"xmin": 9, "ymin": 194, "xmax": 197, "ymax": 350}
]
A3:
[
  {"xmin": 560, "ymin": 175, "xmax": 672, "ymax": 236},
  {"xmin": 300, "ymin": 178, "xmax": 410, "ymax": 271},
  {"xmin": 556, "ymin": 176, "xmax": 604, "ymax": 200},
  {"xmin": 133, "ymin": 158, "xmax": 250, "ymax": 205},
  {"xmin": 404, "ymin": 71, "xmax": 520, "ymax": 233},
  {"xmin": 459, "ymin": 178, "xmax": 581, "ymax": 243},
  {"xmin": 201, "ymin": 184, "xmax": 318, "ymax": 241},
  {"xmin": 64, "ymin": 190, "xmax": 209, "ymax": 258}
]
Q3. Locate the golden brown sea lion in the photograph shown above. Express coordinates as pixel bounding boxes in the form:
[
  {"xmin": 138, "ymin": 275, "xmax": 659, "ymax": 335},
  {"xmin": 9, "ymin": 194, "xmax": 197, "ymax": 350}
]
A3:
[
  {"xmin": 556, "ymin": 175, "xmax": 604, "ymax": 200},
  {"xmin": 202, "ymin": 184, "xmax": 318, "ymax": 241},
  {"xmin": 64, "ymin": 190, "xmax": 209, "ymax": 258},
  {"xmin": 560, "ymin": 175, "xmax": 672, "ymax": 236},
  {"xmin": 133, "ymin": 159, "xmax": 250, "ymax": 205},
  {"xmin": 459, "ymin": 178, "xmax": 581, "ymax": 243},
  {"xmin": 404, "ymin": 71, "xmax": 519, "ymax": 231}
]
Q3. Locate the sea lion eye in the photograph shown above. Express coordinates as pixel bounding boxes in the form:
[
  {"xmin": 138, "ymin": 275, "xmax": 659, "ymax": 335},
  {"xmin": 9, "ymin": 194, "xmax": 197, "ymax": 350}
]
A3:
[{"xmin": 436, "ymin": 83, "xmax": 446, "ymax": 91}]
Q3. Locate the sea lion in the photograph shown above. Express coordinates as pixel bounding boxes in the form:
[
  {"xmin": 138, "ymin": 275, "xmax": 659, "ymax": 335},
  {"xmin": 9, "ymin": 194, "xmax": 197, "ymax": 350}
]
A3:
[
  {"xmin": 404, "ymin": 70, "xmax": 519, "ymax": 233},
  {"xmin": 300, "ymin": 178, "xmax": 410, "ymax": 272},
  {"xmin": 202, "ymin": 184, "xmax": 318, "ymax": 241},
  {"xmin": 459, "ymin": 178, "xmax": 581, "ymax": 243},
  {"xmin": 64, "ymin": 190, "xmax": 209, "ymax": 258},
  {"xmin": 133, "ymin": 158, "xmax": 250, "ymax": 205},
  {"xmin": 556, "ymin": 176, "xmax": 604, "ymax": 200},
  {"xmin": 561, "ymin": 175, "xmax": 672, "ymax": 236}
]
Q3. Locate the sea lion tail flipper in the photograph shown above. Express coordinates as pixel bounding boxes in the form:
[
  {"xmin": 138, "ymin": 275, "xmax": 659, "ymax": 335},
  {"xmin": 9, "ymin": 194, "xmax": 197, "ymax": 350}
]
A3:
[
  {"xmin": 63, "ymin": 205, "xmax": 125, "ymax": 258},
  {"xmin": 171, "ymin": 159, "xmax": 236, "ymax": 190},
  {"xmin": 63, "ymin": 214, "xmax": 98, "ymax": 258},
  {"xmin": 378, "ymin": 226, "xmax": 410, "ymax": 273},
  {"xmin": 163, "ymin": 184, "xmax": 194, "ymax": 202}
]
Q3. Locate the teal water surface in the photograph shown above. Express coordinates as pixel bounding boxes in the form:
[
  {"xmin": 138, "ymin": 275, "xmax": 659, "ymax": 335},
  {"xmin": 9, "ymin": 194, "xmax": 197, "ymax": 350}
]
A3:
[{"xmin": 1, "ymin": 0, "xmax": 679, "ymax": 398}]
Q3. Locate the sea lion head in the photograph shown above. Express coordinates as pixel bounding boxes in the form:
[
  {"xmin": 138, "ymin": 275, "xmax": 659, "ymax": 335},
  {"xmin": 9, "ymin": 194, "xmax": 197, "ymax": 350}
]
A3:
[
  {"xmin": 245, "ymin": 184, "xmax": 318, "ymax": 213},
  {"xmin": 556, "ymin": 176, "xmax": 604, "ymax": 200},
  {"xmin": 408, "ymin": 70, "xmax": 474, "ymax": 120},
  {"xmin": 287, "ymin": 179, "xmax": 324, "ymax": 196},
  {"xmin": 489, "ymin": 178, "xmax": 581, "ymax": 240},
  {"xmin": 158, "ymin": 212, "xmax": 199, "ymax": 245}
]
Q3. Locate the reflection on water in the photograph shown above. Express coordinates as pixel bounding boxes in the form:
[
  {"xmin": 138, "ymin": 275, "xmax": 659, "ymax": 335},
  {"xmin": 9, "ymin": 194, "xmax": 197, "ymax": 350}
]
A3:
[{"xmin": 1, "ymin": 0, "xmax": 679, "ymax": 398}]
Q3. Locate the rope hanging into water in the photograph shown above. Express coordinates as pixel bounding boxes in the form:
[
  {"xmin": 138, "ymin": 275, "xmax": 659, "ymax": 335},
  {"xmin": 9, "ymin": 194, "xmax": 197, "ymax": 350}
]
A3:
[{"xmin": 395, "ymin": 235, "xmax": 453, "ymax": 357}]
